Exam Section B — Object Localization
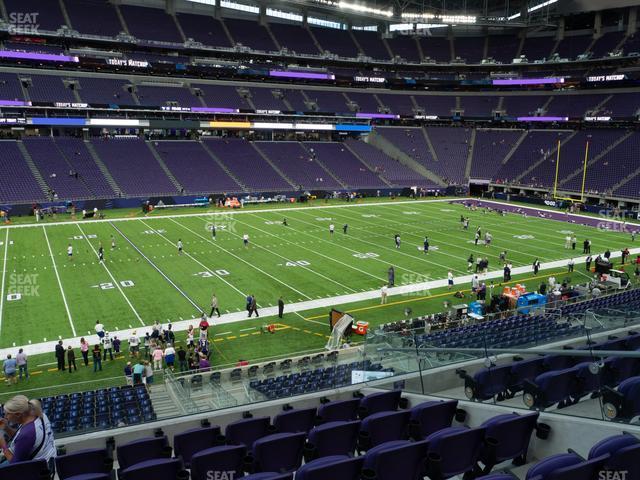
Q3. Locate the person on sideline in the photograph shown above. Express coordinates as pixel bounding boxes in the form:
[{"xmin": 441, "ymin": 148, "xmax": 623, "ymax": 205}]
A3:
[
  {"xmin": 16, "ymin": 349, "xmax": 27, "ymax": 381},
  {"xmin": 380, "ymin": 284, "xmax": 388, "ymax": 304},
  {"xmin": 80, "ymin": 338, "xmax": 89, "ymax": 367},
  {"xmin": 3, "ymin": 355, "xmax": 17, "ymax": 385},
  {"xmin": 67, "ymin": 346, "xmax": 77, "ymax": 373},
  {"xmin": 55, "ymin": 341, "xmax": 65, "ymax": 371},
  {"xmin": 92, "ymin": 344, "xmax": 102, "ymax": 372},
  {"xmin": 0, "ymin": 395, "xmax": 56, "ymax": 470}
]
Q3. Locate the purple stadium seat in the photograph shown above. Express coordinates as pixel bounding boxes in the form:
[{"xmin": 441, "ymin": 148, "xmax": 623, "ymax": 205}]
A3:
[
  {"xmin": 358, "ymin": 390, "xmax": 403, "ymax": 418},
  {"xmin": 408, "ymin": 400, "xmax": 458, "ymax": 439},
  {"xmin": 317, "ymin": 398, "xmax": 360, "ymax": 423},
  {"xmin": 273, "ymin": 408, "xmax": 317, "ymax": 434},
  {"xmin": 225, "ymin": 416, "xmax": 272, "ymax": 448},
  {"xmin": 65, "ymin": 0, "xmax": 123, "ymax": 37},
  {"xmin": 189, "ymin": 444, "xmax": 246, "ymax": 480},
  {"xmin": 479, "ymin": 412, "xmax": 540, "ymax": 473},
  {"xmin": 55, "ymin": 448, "xmax": 113, "ymax": 480},
  {"xmin": 523, "ymin": 369, "xmax": 577, "ymax": 410},
  {"xmin": 116, "ymin": 436, "xmax": 171, "ymax": 474},
  {"xmin": 358, "ymin": 410, "xmax": 411, "ymax": 450},
  {"xmin": 305, "ymin": 420, "xmax": 360, "ymax": 459},
  {"xmin": 173, "ymin": 425, "xmax": 222, "ymax": 468},
  {"xmin": 602, "ymin": 375, "xmax": 640, "ymax": 421},
  {"xmin": 251, "ymin": 432, "xmax": 306, "ymax": 473},
  {"xmin": 588, "ymin": 433, "xmax": 640, "ymax": 480},
  {"xmin": 525, "ymin": 453, "xmax": 609, "ymax": 480},
  {"xmin": 119, "ymin": 457, "xmax": 184, "ymax": 480},
  {"xmin": 296, "ymin": 455, "xmax": 364, "ymax": 480},
  {"xmin": 362, "ymin": 439, "xmax": 429, "ymax": 480},
  {"xmin": 424, "ymin": 426, "xmax": 487, "ymax": 479},
  {"xmin": 0, "ymin": 459, "xmax": 50, "ymax": 480},
  {"xmin": 120, "ymin": 5, "xmax": 183, "ymax": 43}
]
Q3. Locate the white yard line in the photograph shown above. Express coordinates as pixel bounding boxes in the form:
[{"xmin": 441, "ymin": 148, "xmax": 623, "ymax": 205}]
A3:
[
  {"xmin": 232, "ymin": 215, "xmax": 388, "ymax": 283},
  {"xmin": 110, "ymin": 221, "xmax": 203, "ymax": 312},
  {"xmin": 138, "ymin": 219, "xmax": 248, "ymax": 300},
  {"xmin": 168, "ymin": 217, "xmax": 311, "ymax": 301},
  {"xmin": 76, "ymin": 224, "xmax": 145, "ymax": 326},
  {"xmin": 0, "ymin": 229, "xmax": 8, "ymax": 336},
  {"xmin": 7, "ymin": 246, "xmax": 640, "ymax": 358},
  {"xmin": 42, "ymin": 225, "xmax": 76, "ymax": 337},
  {"xmin": 193, "ymin": 216, "xmax": 357, "ymax": 294}
]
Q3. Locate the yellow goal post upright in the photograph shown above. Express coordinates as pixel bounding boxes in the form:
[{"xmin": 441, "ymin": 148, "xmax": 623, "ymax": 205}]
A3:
[{"xmin": 552, "ymin": 138, "xmax": 590, "ymax": 203}]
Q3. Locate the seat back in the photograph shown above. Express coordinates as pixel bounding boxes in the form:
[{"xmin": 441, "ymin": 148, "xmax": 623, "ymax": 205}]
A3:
[
  {"xmin": 190, "ymin": 444, "xmax": 246, "ymax": 480},
  {"xmin": 173, "ymin": 426, "xmax": 221, "ymax": 467},
  {"xmin": 252, "ymin": 432, "xmax": 306, "ymax": 473},
  {"xmin": 473, "ymin": 366, "xmax": 512, "ymax": 399},
  {"xmin": 307, "ymin": 420, "xmax": 360, "ymax": 458},
  {"xmin": 363, "ymin": 439, "xmax": 429, "ymax": 480},
  {"xmin": 296, "ymin": 455, "xmax": 364, "ymax": 480},
  {"xmin": 427, "ymin": 426, "xmax": 487, "ymax": 478},
  {"xmin": 120, "ymin": 457, "xmax": 183, "ymax": 480},
  {"xmin": 274, "ymin": 408, "xmax": 317, "ymax": 433},
  {"xmin": 0, "ymin": 459, "xmax": 49, "ymax": 480},
  {"xmin": 317, "ymin": 399, "xmax": 360, "ymax": 423},
  {"xmin": 116, "ymin": 436, "xmax": 168, "ymax": 471},
  {"xmin": 56, "ymin": 448, "xmax": 111, "ymax": 479},
  {"xmin": 225, "ymin": 416, "xmax": 271, "ymax": 447},
  {"xmin": 481, "ymin": 413, "xmax": 539, "ymax": 465},
  {"xmin": 358, "ymin": 390, "xmax": 402, "ymax": 418},
  {"xmin": 409, "ymin": 400, "xmax": 458, "ymax": 439},
  {"xmin": 360, "ymin": 410, "xmax": 410, "ymax": 449},
  {"xmin": 546, "ymin": 454, "xmax": 609, "ymax": 480}
]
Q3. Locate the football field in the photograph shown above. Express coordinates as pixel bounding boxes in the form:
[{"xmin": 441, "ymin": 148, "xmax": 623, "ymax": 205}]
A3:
[{"xmin": 0, "ymin": 198, "xmax": 636, "ymax": 351}]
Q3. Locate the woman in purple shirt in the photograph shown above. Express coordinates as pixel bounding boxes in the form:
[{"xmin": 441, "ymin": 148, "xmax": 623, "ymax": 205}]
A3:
[{"xmin": 0, "ymin": 395, "xmax": 56, "ymax": 471}]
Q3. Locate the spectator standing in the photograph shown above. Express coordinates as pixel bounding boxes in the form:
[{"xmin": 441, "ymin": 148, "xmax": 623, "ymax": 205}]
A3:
[
  {"xmin": 209, "ymin": 293, "xmax": 221, "ymax": 318},
  {"xmin": 380, "ymin": 285, "xmax": 388, "ymax": 305},
  {"xmin": 152, "ymin": 346, "xmax": 163, "ymax": 370},
  {"xmin": 198, "ymin": 354, "xmax": 210, "ymax": 372},
  {"xmin": 278, "ymin": 297, "xmax": 285, "ymax": 318},
  {"xmin": 144, "ymin": 361, "xmax": 154, "ymax": 391},
  {"xmin": 129, "ymin": 331, "xmax": 140, "ymax": 358},
  {"xmin": 132, "ymin": 362, "xmax": 145, "ymax": 385},
  {"xmin": 568, "ymin": 258, "xmax": 575, "ymax": 273},
  {"xmin": 3, "ymin": 355, "xmax": 17, "ymax": 385},
  {"xmin": 101, "ymin": 332, "xmax": 114, "ymax": 361},
  {"xmin": 143, "ymin": 333, "xmax": 151, "ymax": 359},
  {"xmin": 124, "ymin": 362, "xmax": 133, "ymax": 386},
  {"xmin": 177, "ymin": 347, "xmax": 188, "ymax": 372},
  {"xmin": 586, "ymin": 255, "xmax": 593, "ymax": 272},
  {"xmin": 67, "ymin": 346, "xmax": 77, "ymax": 373},
  {"xmin": 80, "ymin": 338, "xmax": 89, "ymax": 367},
  {"xmin": 248, "ymin": 295, "xmax": 259, "ymax": 317},
  {"xmin": 164, "ymin": 344, "xmax": 176, "ymax": 371},
  {"xmin": 112, "ymin": 336, "xmax": 121, "ymax": 354},
  {"xmin": 92, "ymin": 344, "xmax": 102, "ymax": 372},
  {"xmin": 16, "ymin": 349, "xmax": 28, "ymax": 380},
  {"xmin": 55, "ymin": 341, "xmax": 65, "ymax": 371}
]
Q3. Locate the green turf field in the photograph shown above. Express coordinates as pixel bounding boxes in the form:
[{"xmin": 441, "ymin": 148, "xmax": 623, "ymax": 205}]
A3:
[{"xmin": 0, "ymin": 198, "xmax": 638, "ymax": 398}]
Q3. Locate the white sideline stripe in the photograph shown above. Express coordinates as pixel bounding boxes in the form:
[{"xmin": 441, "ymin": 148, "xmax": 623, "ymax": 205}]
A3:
[
  {"xmin": 5, "ymin": 246, "xmax": 640, "ymax": 359},
  {"xmin": 0, "ymin": 198, "xmax": 455, "ymax": 230},
  {"xmin": 0, "ymin": 229, "xmax": 8, "ymax": 336},
  {"xmin": 42, "ymin": 225, "xmax": 76, "ymax": 337},
  {"xmin": 110, "ymin": 221, "xmax": 202, "ymax": 311},
  {"xmin": 2, "ymin": 197, "xmax": 638, "ymax": 231},
  {"xmin": 139, "ymin": 219, "xmax": 247, "ymax": 299},
  {"xmin": 76, "ymin": 224, "xmax": 145, "ymax": 326},
  {"xmin": 168, "ymin": 217, "xmax": 307, "ymax": 300}
]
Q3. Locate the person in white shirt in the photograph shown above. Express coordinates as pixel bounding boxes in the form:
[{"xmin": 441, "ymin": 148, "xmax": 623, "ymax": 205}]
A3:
[
  {"xmin": 471, "ymin": 274, "xmax": 480, "ymax": 292},
  {"xmin": 95, "ymin": 321, "xmax": 105, "ymax": 339},
  {"xmin": 243, "ymin": 234, "xmax": 249, "ymax": 247},
  {"xmin": 177, "ymin": 239, "xmax": 183, "ymax": 255},
  {"xmin": 380, "ymin": 284, "xmax": 388, "ymax": 304},
  {"xmin": 329, "ymin": 224, "xmax": 335, "ymax": 235},
  {"xmin": 447, "ymin": 271, "xmax": 454, "ymax": 290},
  {"xmin": 67, "ymin": 244, "xmax": 73, "ymax": 261},
  {"xmin": 565, "ymin": 235, "xmax": 571, "ymax": 249},
  {"xmin": 129, "ymin": 331, "xmax": 140, "ymax": 358}
]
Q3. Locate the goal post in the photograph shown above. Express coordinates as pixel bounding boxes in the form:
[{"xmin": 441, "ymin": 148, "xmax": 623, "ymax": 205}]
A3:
[{"xmin": 553, "ymin": 139, "xmax": 590, "ymax": 203}]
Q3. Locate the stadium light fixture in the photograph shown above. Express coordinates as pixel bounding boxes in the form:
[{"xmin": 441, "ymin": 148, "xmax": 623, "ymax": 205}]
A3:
[
  {"xmin": 401, "ymin": 13, "xmax": 476, "ymax": 24},
  {"xmin": 337, "ymin": 1, "xmax": 393, "ymax": 18},
  {"xmin": 507, "ymin": 0, "xmax": 558, "ymax": 21}
]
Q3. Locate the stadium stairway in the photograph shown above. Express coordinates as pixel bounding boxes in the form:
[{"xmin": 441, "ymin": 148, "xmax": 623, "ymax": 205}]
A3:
[
  {"xmin": 16, "ymin": 140, "xmax": 51, "ymax": 198},
  {"xmin": 85, "ymin": 140, "xmax": 124, "ymax": 196},
  {"xmin": 513, "ymin": 131, "xmax": 578, "ymax": 184}
]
